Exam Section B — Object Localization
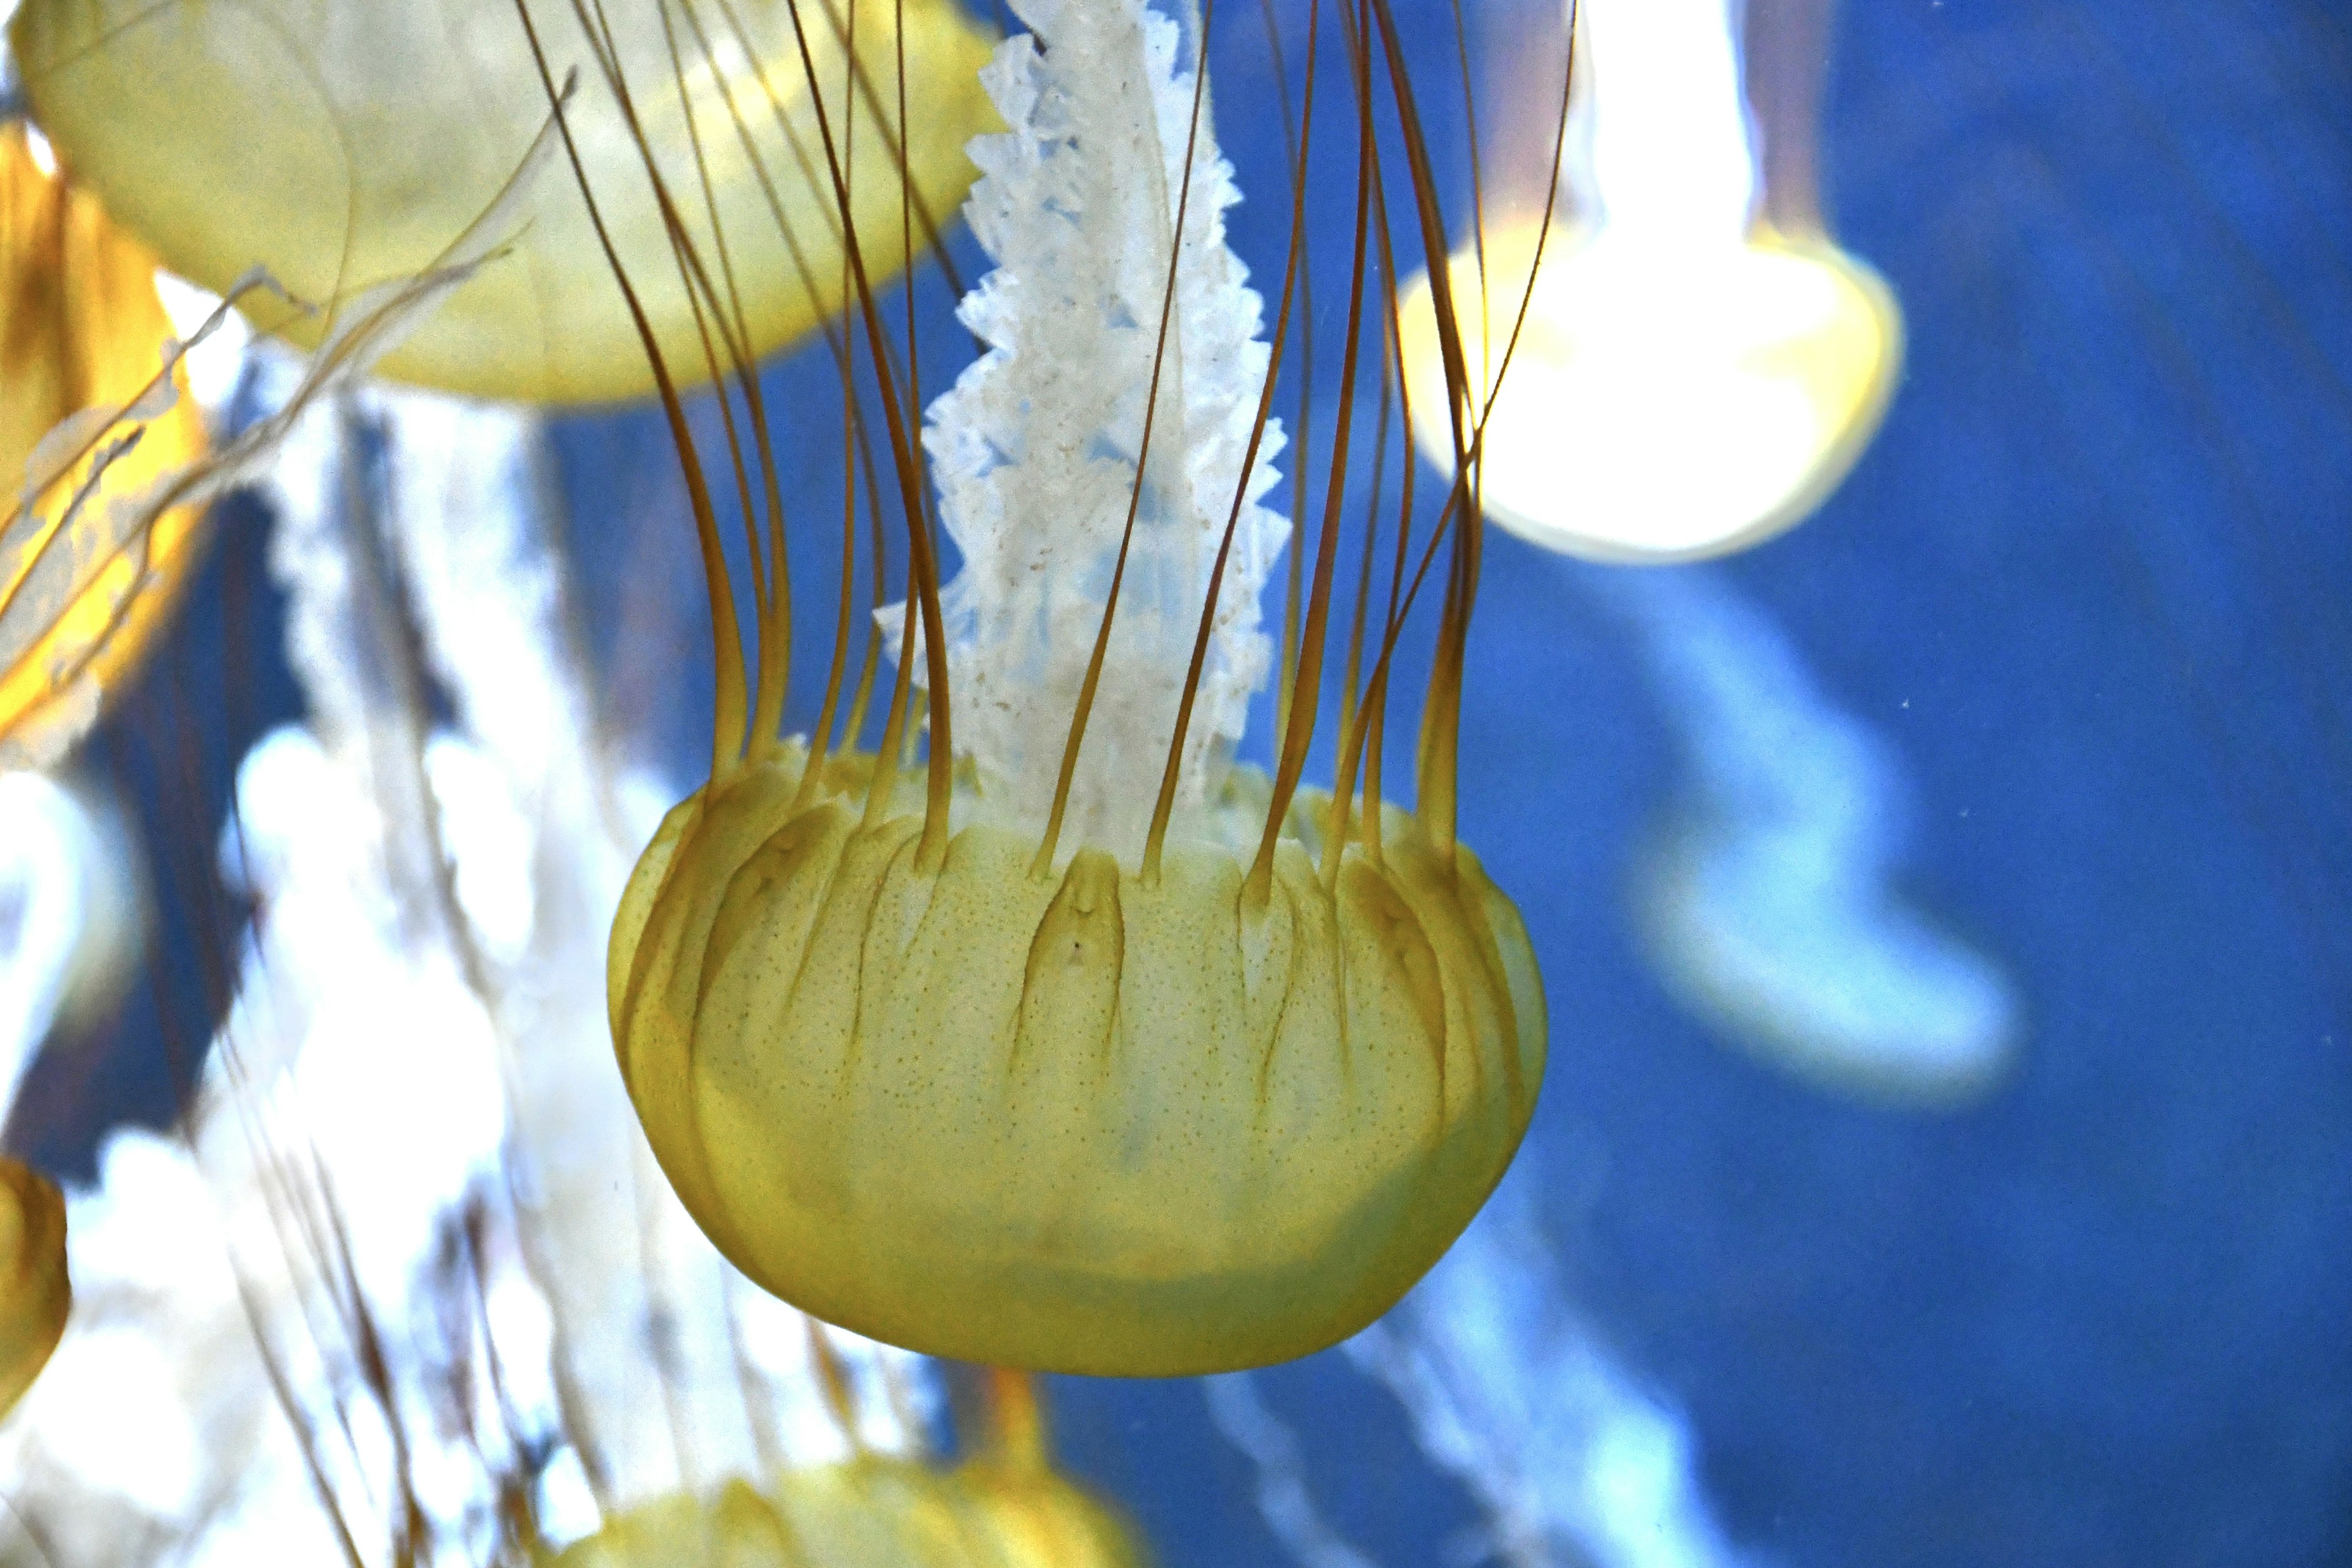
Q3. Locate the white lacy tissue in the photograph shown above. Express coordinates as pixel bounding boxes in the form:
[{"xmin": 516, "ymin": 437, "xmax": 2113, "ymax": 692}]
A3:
[{"xmin": 898, "ymin": 0, "xmax": 1287, "ymax": 861}]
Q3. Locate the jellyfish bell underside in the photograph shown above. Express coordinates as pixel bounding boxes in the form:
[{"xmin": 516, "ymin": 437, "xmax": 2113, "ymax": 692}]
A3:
[
  {"xmin": 0, "ymin": 1156, "xmax": 69, "ymax": 1420},
  {"xmin": 1, "ymin": 122, "xmax": 210, "ymax": 764},
  {"xmin": 1398, "ymin": 217, "xmax": 1902, "ymax": 562},
  {"xmin": 609, "ymin": 748, "xmax": 1546, "ymax": 1378},
  {"xmin": 7, "ymin": 0, "xmax": 997, "ymax": 405}
]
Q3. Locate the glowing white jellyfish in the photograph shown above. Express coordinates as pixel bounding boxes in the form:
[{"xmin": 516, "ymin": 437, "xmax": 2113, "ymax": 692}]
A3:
[{"xmin": 1396, "ymin": 0, "xmax": 1902, "ymax": 562}]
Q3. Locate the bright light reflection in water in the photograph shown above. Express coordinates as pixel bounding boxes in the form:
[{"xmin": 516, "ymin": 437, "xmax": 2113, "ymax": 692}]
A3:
[{"xmin": 1398, "ymin": 0, "xmax": 1902, "ymax": 562}]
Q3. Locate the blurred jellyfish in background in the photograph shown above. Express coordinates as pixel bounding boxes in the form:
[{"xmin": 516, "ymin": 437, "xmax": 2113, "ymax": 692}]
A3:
[
  {"xmin": 9, "ymin": 0, "xmax": 996, "ymax": 402},
  {"xmin": 1596, "ymin": 564, "xmax": 2019, "ymax": 1104},
  {"xmin": 1396, "ymin": 0, "xmax": 1901, "ymax": 565}
]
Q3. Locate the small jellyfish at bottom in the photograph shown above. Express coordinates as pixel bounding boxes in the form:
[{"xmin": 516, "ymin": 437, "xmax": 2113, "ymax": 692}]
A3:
[{"xmin": 551, "ymin": 1370, "xmax": 1144, "ymax": 1568}]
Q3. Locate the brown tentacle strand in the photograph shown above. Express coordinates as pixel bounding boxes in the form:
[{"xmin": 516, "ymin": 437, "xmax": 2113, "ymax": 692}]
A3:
[
  {"xmin": 862, "ymin": 594, "xmax": 924, "ymax": 831},
  {"xmin": 1335, "ymin": 326, "xmax": 1392, "ymax": 864},
  {"xmin": 1363, "ymin": 153, "xmax": 1415, "ymax": 835},
  {"xmin": 1450, "ymin": 0, "xmax": 1493, "ymax": 394},
  {"xmin": 839, "ymin": 405, "xmax": 895, "ymax": 751},
  {"xmin": 1254, "ymin": 0, "xmax": 1308, "ymax": 748},
  {"xmin": 1143, "ymin": 0, "xmax": 1325, "ymax": 883},
  {"xmin": 845, "ymin": 0, "xmax": 922, "ymax": 760},
  {"xmin": 793, "ymin": 0, "xmax": 867, "ymax": 807},
  {"xmin": 770, "ymin": 0, "xmax": 957, "ymax": 870},
  {"xmin": 1270, "ymin": 0, "xmax": 1373, "ymax": 893},
  {"xmin": 654, "ymin": 0, "xmax": 787, "ymax": 756},
  {"xmin": 796, "ymin": 281, "xmax": 865, "ymax": 809},
  {"xmin": 510, "ymin": 11, "xmax": 749, "ymax": 778},
  {"xmin": 658, "ymin": 0, "xmax": 799, "ymax": 753},
  {"xmin": 1256, "ymin": 0, "xmax": 1376, "ymax": 900},
  {"xmin": 1361, "ymin": 0, "xmax": 1480, "ymax": 858}
]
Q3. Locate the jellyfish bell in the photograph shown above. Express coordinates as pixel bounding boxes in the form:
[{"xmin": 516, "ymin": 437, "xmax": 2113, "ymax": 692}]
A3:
[
  {"xmin": 549, "ymin": 1371, "xmax": 1145, "ymax": 1567},
  {"xmin": 1397, "ymin": 0, "xmax": 1902, "ymax": 563},
  {"xmin": 613, "ymin": 755, "xmax": 1542, "ymax": 1376},
  {"xmin": 583, "ymin": 0, "xmax": 1548, "ymax": 1374},
  {"xmin": 543, "ymin": 1465, "xmax": 1116, "ymax": 1568},
  {"xmin": 1396, "ymin": 220, "xmax": 1900, "ymax": 564},
  {"xmin": 547, "ymin": 1435, "xmax": 1145, "ymax": 1568},
  {"xmin": 1, "ymin": 121, "xmax": 210, "ymax": 765},
  {"xmin": 7, "ymin": 0, "xmax": 997, "ymax": 405},
  {"xmin": 6, "ymin": 0, "xmax": 995, "ymax": 748}
]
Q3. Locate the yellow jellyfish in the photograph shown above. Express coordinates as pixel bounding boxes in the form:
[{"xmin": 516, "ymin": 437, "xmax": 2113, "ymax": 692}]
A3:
[
  {"xmin": 1397, "ymin": 0, "xmax": 1902, "ymax": 562},
  {"xmin": 0, "ymin": 1156, "xmax": 68, "ymax": 1420},
  {"xmin": 550, "ymin": 1367, "xmax": 1142, "ymax": 1568},
  {"xmin": 9, "ymin": 0, "xmax": 998, "ymax": 404},
  {"xmin": 587, "ymin": 0, "xmax": 1548, "ymax": 1376},
  {"xmin": 1, "ymin": 122, "xmax": 212, "ymax": 766}
]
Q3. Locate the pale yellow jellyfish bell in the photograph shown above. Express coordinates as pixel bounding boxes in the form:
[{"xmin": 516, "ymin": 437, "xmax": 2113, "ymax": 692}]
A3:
[
  {"xmin": 1397, "ymin": 0, "xmax": 1902, "ymax": 562},
  {"xmin": 948, "ymin": 1371, "xmax": 1145, "ymax": 1568},
  {"xmin": 581, "ymin": 0, "xmax": 1547, "ymax": 1374},
  {"xmin": 1, "ymin": 121, "xmax": 211, "ymax": 764},
  {"xmin": 549, "ymin": 1370, "xmax": 1145, "ymax": 1567},
  {"xmin": 0, "ymin": 1156, "xmax": 68, "ymax": 1420},
  {"xmin": 9, "ymin": 0, "xmax": 998, "ymax": 404},
  {"xmin": 548, "ymin": 1461, "xmax": 1140, "ymax": 1568}
]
